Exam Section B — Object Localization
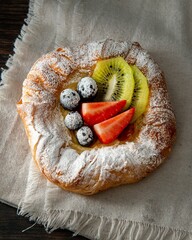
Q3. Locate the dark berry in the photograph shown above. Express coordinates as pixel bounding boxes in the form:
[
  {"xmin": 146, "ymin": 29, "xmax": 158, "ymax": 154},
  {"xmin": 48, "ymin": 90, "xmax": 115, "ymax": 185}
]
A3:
[
  {"xmin": 77, "ymin": 77, "xmax": 98, "ymax": 99},
  {"xmin": 60, "ymin": 89, "xmax": 80, "ymax": 110},
  {"xmin": 76, "ymin": 126, "xmax": 94, "ymax": 146},
  {"xmin": 64, "ymin": 111, "xmax": 83, "ymax": 130}
]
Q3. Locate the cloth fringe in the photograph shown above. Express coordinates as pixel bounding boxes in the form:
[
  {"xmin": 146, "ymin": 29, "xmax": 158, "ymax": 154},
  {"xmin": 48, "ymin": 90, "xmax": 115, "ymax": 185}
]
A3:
[
  {"xmin": 17, "ymin": 202, "xmax": 191, "ymax": 240},
  {"xmin": 3, "ymin": 0, "xmax": 192, "ymax": 239}
]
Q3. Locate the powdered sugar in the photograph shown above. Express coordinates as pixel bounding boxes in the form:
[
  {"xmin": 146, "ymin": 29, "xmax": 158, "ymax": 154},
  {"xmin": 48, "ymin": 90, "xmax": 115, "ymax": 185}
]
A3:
[
  {"xmin": 60, "ymin": 89, "xmax": 80, "ymax": 110},
  {"xmin": 50, "ymin": 136, "xmax": 157, "ymax": 189},
  {"xmin": 18, "ymin": 39, "xmax": 176, "ymax": 194},
  {"xmin": 73, "ymin": 41, "xmax": 104, "ymax": 68},
  {"xmin": 76, "ymin": 126, "xmax": 94, "ymax": 146},
  {"xmin": 77, "ymin": 77, "xmax": 98, "ymax": 99},
  {"xmin": 102, "ymin": 39, "xmax": 131, "ymax": 58},
  {"xmin": 64, "ymin": 111, "xmax": 83, "ymax": 130}
]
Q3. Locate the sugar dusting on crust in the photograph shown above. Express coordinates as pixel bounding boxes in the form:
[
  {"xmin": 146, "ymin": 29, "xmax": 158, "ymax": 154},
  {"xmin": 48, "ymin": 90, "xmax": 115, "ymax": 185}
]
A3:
[
  {"xmin": 18, "ymin": 39, "xmax": 176, "ymax": 194},
  {"xmin": 101, "ymin": 39, "xmax": 131, "ymax": 58},
  {"xmin": 60, "ymin": 138, "xmax": 158, "ymax": 186}
]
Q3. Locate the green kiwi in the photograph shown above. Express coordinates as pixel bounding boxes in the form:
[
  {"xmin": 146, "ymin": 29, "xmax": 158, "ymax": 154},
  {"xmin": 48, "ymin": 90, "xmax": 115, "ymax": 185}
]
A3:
[
  {"xmin": 92, "ymin": 57, "xmax": 135, "ymax": 109},
  {"xmin": 130, "ymin": 65, "xmax": 149, "ymax": 122}
]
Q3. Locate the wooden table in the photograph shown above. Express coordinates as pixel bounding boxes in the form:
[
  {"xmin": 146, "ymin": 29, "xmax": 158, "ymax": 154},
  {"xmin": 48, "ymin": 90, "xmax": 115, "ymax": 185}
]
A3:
[{"xmin": 0, "ymin": 1, "xmax": 88, "ymax": 239}]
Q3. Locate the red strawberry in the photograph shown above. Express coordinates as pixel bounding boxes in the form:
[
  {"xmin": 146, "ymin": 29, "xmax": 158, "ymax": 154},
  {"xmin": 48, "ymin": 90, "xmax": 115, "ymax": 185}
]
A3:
[
  {"xmin": 93, "ymin": 108, "xmax": 135, "ymax": 144},
  {"xmin": 118, "ymin": 123, "xmax": 135, "ymax": 141},
  {"xmin": 81, "ymin": 100, "xmax": 126, "ymax": 126}
]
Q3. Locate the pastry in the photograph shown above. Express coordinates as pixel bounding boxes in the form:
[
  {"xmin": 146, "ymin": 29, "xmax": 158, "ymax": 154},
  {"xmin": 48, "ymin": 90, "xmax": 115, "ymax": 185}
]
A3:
[{"xmin": 17, "ymin": 39, "xmax": 176, "ymax": 195}]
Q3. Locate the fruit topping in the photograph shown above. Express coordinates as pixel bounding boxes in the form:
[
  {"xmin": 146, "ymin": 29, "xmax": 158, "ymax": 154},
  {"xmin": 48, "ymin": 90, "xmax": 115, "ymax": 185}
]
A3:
[
  {"xmin": 93, "ymin": 107, "xmax": 135, "ymax": 144},
  {"xmin": 81, "ymin": 100, "xmax": 126, "ymax": 126},
  {"xmin": 60, "ymin": 89, "xmax": 80, "ymax": 110},
  {"xmin": 92, "ymin": 57, "xmax": 135, "ymax": 110},
  {"xmin": 118, "ymin": 123, "xmax": 135, "ymax": 142},
  {"xmin": 76, "ymin": 126, "xmax": 94, "ymax": 146},
  {"xmin": 64, "ymin": 111, "xmax": 83, "ymax": 130},
  {"xmin": 77, "ymin": 77, "xmax": 98, "ymax": 99},
  {"xmin": 130, "ymin": 65, "xmax": 149, "ymax": 122},
  {"xmin": 60, "ymin": 58, "xmax": 150, "ymax": 147}
]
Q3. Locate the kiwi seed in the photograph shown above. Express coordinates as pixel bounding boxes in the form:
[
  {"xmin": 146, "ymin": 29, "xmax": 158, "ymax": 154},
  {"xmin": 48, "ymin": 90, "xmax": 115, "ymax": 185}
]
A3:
[{"xmin": 92, "ymin": 57, "xmax": 135, "ymax": 109}]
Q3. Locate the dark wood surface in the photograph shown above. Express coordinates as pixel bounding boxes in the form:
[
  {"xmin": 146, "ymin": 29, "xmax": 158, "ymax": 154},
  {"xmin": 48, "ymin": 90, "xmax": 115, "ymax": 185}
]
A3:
[{"xmin": 0, "ymin": 1, "xmax": 88, "ymax": 239}]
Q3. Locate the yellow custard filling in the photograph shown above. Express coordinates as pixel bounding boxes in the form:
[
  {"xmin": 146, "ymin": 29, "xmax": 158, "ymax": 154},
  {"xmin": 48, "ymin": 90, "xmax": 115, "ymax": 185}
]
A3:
[
  {"xmin": 60, "ymin": 71, "xmax": 120, "ymax": 153},
  {"xmin": 59, "ymin": 62, "xmax": 149, "ymax": 154}
]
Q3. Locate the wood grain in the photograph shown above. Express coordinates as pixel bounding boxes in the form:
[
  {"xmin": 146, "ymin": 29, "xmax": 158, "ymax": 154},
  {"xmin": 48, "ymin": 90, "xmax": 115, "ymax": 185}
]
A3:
[
  {"xmin": 0, "ymin": 204, "xmax": 88, "ymax": 240},
  {"xmin": 0, "ymin": 1, "xmax": 88, "ymax": 239}
]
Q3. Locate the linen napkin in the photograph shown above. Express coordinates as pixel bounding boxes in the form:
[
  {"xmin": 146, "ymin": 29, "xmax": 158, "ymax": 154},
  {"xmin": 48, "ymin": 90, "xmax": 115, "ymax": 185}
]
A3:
[{"xmin": 1, "ymin": 0, "xmax": 192, "ymax": 239}]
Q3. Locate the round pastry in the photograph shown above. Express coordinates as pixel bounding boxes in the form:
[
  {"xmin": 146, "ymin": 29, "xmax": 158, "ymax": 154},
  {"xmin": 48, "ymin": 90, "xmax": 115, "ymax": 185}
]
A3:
[{"xmin": 17, "ymin": 39, "xmax": 176, "ymax": 195}]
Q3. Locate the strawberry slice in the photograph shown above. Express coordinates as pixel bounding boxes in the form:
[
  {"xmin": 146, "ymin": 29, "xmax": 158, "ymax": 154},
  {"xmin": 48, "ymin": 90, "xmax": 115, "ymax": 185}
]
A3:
[
  {"xmin": 93, "ymin": 108, "xmax": 135, "ymax": 144},
  {"xmin": 81, "ymin": 100, "xmax": 126, "ymax": 126}
]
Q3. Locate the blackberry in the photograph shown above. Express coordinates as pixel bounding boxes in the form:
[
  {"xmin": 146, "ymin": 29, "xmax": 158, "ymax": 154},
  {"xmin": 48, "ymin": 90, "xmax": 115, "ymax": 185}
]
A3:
[{"xmin": 77, "ymin": 77, "xmax": 98, "ymax": 99}]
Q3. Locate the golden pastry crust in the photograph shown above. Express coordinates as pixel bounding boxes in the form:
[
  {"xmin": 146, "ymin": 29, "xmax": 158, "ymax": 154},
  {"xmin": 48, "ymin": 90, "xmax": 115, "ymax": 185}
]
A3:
[{"xmin": 17, "ymin": 39, "xmax": 176, "ymax": 195}]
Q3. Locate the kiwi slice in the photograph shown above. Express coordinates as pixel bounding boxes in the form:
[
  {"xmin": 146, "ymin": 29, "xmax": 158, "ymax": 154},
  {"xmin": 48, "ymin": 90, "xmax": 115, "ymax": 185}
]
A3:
[
  {"xmin": 92, "ymin": 57, "xmax": 135, "ymax": 109},
  {"xmin": 130, "ymin": 65, "xmax": 149, "ymax": 122}
]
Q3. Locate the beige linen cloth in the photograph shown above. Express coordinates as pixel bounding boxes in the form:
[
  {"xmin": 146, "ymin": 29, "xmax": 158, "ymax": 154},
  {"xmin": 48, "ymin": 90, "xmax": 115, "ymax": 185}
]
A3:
[{"xmin": 0, "ymin": 0, "xmax": 192, "ymax": 239}]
